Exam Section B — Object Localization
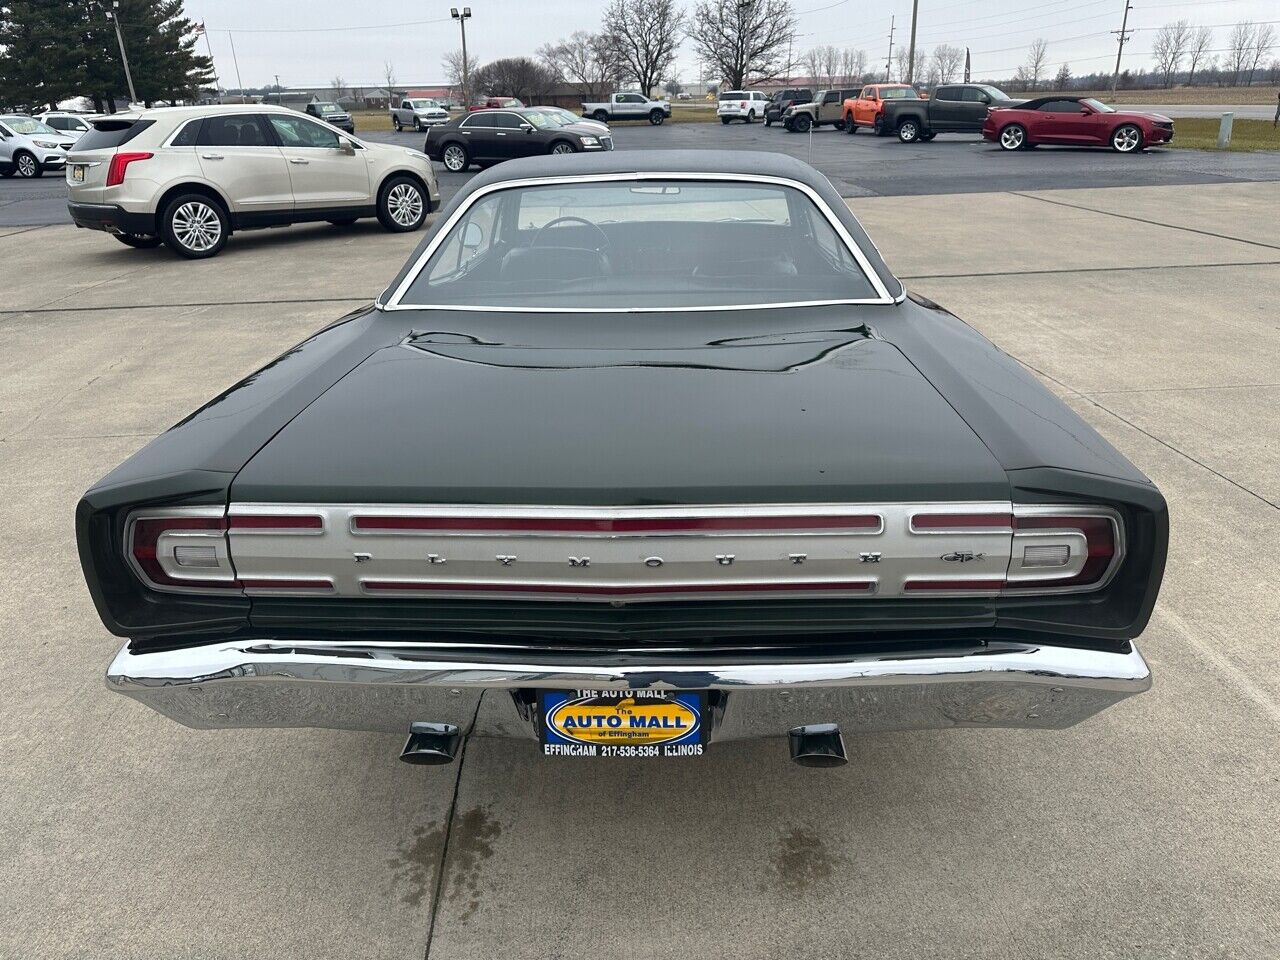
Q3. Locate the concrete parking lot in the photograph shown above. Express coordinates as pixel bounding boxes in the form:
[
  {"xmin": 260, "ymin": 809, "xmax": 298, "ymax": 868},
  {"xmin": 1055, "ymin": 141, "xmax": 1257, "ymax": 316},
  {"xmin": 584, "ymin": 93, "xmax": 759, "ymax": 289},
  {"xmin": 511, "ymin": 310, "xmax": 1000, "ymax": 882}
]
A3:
[{"xmin": 1, "ymin": 167, "xmax": 1277, "ymax": 956}]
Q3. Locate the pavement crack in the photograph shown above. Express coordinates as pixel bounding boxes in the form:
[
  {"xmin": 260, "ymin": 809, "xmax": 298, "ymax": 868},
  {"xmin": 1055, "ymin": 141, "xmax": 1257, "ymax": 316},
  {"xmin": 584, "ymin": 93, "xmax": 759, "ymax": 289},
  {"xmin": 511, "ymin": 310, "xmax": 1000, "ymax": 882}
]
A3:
[
  {"xmin": 423, "ymin": 695, "xmax": 485, "ymax": 960},
  {"xmin": 1010, "ymin": 191, "xmax": 1280, "ymax": 252},
  {"xmin": 1017, "ymin": 358, "xmax": 1279, "ymax": 511}
]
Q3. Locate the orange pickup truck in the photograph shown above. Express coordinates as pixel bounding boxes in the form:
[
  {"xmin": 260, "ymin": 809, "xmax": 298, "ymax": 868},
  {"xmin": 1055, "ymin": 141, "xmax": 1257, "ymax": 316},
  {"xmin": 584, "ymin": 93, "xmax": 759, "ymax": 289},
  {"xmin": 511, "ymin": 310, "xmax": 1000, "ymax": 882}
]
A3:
[{"xmin": 842, "ymin": 84, "xmax": 922, "ymax": 135}]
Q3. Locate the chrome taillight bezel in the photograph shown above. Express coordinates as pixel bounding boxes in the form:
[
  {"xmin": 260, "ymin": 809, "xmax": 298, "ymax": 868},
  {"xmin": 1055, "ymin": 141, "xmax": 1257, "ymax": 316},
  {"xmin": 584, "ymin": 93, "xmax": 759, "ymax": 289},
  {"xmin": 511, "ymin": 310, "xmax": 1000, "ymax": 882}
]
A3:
[
  {"xmin": 1005, "ymin": 504, "xmax": 1125, "ymax": 596},
  {"xmin": 124, "ymin": 506, "xmax": 240, "ymax": 594}
]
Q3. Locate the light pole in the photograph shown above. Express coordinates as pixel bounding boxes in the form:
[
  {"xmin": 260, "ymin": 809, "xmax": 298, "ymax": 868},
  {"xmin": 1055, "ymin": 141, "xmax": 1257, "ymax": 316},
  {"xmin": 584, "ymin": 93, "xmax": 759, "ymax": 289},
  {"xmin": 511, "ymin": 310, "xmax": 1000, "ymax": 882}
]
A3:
[
  {"xmin": 105, "ymin": 1, "xmax": 138, "ymax": 105},
  {"xmin": 450, "ymin": 7, "xmax": 472, "ymax": 108}
]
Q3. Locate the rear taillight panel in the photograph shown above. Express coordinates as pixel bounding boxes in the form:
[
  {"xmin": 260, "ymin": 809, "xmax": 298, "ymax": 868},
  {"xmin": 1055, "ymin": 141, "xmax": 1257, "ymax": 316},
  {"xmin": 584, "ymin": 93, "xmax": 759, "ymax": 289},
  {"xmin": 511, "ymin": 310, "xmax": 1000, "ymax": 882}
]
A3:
[
  {"xmin": 1006, "ymin": 506, "xmax": 1122, "ymax": 594},
  {"xmin": 126, "ymin": 507, "xmax": 239, "ymax": 592}
]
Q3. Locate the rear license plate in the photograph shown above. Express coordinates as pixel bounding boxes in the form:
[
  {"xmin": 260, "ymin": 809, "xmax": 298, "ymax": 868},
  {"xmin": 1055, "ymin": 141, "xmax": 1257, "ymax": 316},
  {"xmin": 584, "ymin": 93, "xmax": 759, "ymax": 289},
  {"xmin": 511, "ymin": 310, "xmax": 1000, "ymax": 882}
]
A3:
[
  {"xmin": 540, "ymin": 690, "xmax": 705, "ymax": 758},
  {"xmin": 70, "ymin": 165, "xmax": 85, "ymax": 182}
]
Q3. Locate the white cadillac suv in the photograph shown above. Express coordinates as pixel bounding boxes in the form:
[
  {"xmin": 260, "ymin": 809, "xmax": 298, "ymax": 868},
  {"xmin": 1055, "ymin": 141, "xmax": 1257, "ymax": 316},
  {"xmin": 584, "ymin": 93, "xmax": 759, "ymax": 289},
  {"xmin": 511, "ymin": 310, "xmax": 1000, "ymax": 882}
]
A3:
[{"xmin": 65, "ymin": 104, "xmax": 440, "ymax": 258}]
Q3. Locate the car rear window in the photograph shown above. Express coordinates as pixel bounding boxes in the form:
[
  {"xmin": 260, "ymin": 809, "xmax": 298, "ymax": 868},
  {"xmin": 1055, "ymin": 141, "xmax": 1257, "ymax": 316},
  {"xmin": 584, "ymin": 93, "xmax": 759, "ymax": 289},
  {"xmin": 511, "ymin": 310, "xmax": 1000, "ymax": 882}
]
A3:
[
  {"xmin": 76, "ymin": 118, "xmax": 155, "ymax": 150},
  {"xmin": 398, "ymin": 179, "xmax": 882, "ymax": 310},
  {"xmin": 720, "ymin": 92, "xmax": 746, "ymax": 100}
]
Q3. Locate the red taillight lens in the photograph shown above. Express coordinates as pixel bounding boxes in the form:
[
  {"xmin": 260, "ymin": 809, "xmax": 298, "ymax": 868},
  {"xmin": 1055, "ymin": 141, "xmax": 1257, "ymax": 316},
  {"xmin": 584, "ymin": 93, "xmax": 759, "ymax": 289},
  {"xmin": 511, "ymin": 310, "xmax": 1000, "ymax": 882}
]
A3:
[
  {"xmin": 105, "ymin": 151, "xmax": 153, "ymax": 187},
  {"xmin": 1005, "ymin": 510, "xmax": 1120, "ymax": 592},
  {"xmin": 128, "ymin": 511, "xmax": 239, "ymax": 591},
  {"xmin": 740, "ymin": 101, "xmax": 747, "ymax": 108}
]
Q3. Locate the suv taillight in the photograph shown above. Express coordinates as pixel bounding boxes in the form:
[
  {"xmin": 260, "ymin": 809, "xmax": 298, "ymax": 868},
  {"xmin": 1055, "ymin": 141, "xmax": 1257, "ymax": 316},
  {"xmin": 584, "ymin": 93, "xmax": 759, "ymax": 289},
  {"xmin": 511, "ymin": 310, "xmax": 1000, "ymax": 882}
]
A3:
[{"xmin": 105, "ymin": 151, "xmax": 152, "ymax": 187}]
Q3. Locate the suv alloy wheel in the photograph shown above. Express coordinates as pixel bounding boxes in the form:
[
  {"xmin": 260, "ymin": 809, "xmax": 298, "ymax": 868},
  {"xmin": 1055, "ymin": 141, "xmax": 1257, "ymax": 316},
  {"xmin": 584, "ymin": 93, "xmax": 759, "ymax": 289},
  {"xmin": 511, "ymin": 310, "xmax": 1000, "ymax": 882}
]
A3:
[
  {"xmin": 161, "ymin": 194, "xmax": 229, "ymax": 259},
  {"xmin": 377, "ymin": 176, "xmax": 427, "ymax": 232}
]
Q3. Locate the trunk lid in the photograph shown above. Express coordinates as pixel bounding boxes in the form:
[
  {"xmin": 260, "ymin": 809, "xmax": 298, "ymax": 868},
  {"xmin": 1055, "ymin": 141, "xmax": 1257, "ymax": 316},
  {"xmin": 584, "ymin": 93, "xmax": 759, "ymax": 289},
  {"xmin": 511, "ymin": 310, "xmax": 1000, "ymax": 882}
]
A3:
[{"xmin": 231, "ymin": 318, "xmax": 1008, "ymax": 506}]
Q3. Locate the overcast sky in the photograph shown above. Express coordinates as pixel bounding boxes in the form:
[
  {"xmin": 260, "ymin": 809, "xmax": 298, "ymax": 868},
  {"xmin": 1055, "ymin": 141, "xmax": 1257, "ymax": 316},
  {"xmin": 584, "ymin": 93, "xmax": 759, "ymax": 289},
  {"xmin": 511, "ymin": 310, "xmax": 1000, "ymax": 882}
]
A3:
[{"xmin": 183, "ymin": 0, "xmax": 1280, "ymax": 90}]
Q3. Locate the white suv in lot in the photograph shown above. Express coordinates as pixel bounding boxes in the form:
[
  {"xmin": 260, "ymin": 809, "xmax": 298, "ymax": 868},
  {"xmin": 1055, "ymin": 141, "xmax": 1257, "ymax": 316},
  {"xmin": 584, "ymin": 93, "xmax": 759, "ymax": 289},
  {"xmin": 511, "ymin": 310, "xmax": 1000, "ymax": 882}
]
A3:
[
  {"xmin": 65, "ymin": 104, "xmax": 440, "ymax": 258},
  {"xmin": 0, "ymin": 115, "xmax": 79, "ymax": 177},
  {"xmin": 717, "ymin": 90, "xmax": 771, "ymax": 123}
]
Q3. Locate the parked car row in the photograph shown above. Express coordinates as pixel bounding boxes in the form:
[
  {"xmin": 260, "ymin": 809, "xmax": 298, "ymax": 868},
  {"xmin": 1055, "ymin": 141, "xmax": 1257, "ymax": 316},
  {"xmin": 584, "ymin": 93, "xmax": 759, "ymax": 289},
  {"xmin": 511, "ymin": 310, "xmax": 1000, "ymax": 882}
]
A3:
[
  {"xmin": 754, "ymin": 83, "xmax": 1174, "ymax": 152},
  {"xmin": 0, "ymin": 114, "xmax": 78, "ymax": 177}
]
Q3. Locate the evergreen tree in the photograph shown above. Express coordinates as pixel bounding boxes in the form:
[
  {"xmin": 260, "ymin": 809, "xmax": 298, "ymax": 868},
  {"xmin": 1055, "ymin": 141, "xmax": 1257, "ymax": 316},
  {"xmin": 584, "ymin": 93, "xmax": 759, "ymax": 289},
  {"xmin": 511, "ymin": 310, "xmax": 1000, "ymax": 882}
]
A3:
[{"xmin": 0, "ymin": 0, "xmax": 212, "ymax": 111}]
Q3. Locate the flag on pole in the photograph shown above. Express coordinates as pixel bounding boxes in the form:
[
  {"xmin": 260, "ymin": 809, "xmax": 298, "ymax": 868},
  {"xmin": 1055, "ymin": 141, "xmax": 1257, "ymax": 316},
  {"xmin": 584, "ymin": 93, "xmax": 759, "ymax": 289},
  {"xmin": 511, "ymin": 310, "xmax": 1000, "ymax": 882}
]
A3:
[{"xmin": 194, "ymin": 21, "xmax": 205, "ymax": 35}]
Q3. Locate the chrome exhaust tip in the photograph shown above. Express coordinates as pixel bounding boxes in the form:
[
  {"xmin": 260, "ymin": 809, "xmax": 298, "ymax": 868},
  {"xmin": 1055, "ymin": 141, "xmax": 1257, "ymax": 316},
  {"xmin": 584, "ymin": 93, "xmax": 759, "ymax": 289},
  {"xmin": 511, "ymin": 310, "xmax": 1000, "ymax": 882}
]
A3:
[
  {"xmin": 788, "ymin": 723, "xmax": 847, "ymax": 767},
  {"xmin": 400, "ymin": 721, "xmax": 462, "ymax": 765}
]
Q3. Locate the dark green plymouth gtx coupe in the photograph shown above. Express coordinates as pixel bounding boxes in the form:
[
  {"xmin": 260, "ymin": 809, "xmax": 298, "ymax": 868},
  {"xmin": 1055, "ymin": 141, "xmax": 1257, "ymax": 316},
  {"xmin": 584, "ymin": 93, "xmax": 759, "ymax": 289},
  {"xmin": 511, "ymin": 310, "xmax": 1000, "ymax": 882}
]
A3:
[{"xmin": 78, "ymin": 151, "xmax": 1165, "ymax": 766}]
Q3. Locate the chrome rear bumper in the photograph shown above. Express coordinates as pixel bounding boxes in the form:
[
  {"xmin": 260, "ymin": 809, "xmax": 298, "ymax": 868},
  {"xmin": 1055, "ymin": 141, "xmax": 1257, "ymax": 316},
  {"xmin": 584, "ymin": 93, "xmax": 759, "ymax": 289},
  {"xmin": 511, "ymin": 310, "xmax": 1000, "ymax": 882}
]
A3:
[{"xmin": 106, "ymin": 640, "xmax": 1151, "ymax": 741}]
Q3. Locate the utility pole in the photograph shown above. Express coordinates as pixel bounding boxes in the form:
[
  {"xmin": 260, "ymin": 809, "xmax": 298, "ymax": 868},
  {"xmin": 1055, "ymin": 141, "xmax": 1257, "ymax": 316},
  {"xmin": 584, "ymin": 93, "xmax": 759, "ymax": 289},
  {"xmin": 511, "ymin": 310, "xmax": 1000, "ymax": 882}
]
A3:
[
  {"xmin": 105, "ymin": 2, "xmax": 137, "ymax": 105},
  {"xmin": 905, "ymin": 0, "xmax": 920, "ymax": 84},
  {"xmin": 1110, "ymin": 0, "xmax": 1134, "ymax": 97},
  {"xmin": 451, "ymin": 7, "xmax": 472, "ymax": 107},
  {"xmin": 273, "ymin": 74, "xmax": 281, "ymax": 103},
  {"xmin": 885, "ymin": 15, "xmax": 896, "ymax": 82}
]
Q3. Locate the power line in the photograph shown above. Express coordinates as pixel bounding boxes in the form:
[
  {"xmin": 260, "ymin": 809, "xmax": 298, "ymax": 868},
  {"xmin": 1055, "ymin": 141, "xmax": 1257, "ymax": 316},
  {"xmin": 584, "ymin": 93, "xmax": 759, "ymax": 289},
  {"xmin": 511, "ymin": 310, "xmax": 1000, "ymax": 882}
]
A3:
[{"xmin": 209, "ymin": 15, "xmax": 451, "ymax": 34}]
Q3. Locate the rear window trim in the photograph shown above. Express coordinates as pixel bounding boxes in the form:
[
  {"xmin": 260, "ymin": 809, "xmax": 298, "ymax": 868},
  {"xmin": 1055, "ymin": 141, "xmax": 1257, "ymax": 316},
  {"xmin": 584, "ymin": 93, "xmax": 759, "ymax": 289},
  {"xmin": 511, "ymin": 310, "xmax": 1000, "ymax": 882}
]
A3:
[{"xmin": 380, "ymin": 171, "xmax": 898, "ymax": 312}]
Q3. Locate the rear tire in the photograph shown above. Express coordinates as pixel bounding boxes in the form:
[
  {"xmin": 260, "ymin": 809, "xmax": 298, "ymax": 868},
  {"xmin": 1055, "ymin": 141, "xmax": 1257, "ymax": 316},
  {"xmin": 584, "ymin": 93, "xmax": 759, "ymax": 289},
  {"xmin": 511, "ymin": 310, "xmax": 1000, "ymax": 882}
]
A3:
[
  {"xmin": 998, "ymin": 123, "xmax": 1027, "ymax": 150},
  {"xmin": 113, "ymin": 233, "xmax": 162, "ymax": 248},
  {"xmin": 746, "ymin": 110, "xmax": 755, "ymax": 123},
  {"xmin": 14, "ymin": 151, "xmax": 40, "ymax": 178},
  {"xmin": 592, "ymin": 109, "xmax": 609, "ymax": 123},
  {"xmin": 721, "ymin": 116, "xmax": 731, "ymax": 125},
  {"xmin": 377, "ymin": 175, "xmax": 428, "ymax": 232},
  {"xmin": 161, "ymin": 193, "xmax": 229, "ymax": 259},
  {"xmin": 897, "ymin": 119, "xmax": 921, "ymax": 143},
  {"xmin": 873, "ymin": 116, "xmax": 887, "ymax": 136},
  {"xmin": 845, "ymin": 117, "xmax": 857, "ymax": 134},
  {"xmin": 393, "ymin": 117, "xmax": 402, "ymax": 131},
  {"xmin": 765, "ymin": 116, "xmax": 773, "ymax": 127},
  {"xmin": 649, "ymin": 109, "xmax": 664, "ymax": 125},
  {"xmin": 441, "ymin": 142, "xmax": 469, "ymax": 172}
]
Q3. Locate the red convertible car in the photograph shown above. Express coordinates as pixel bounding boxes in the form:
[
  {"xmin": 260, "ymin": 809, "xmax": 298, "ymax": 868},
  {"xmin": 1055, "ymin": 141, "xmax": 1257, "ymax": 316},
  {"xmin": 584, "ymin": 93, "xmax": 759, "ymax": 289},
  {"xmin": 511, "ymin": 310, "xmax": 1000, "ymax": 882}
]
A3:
[{"xmin": 983, "ymin": 96, "xmax": 1173, "ymax": 153}]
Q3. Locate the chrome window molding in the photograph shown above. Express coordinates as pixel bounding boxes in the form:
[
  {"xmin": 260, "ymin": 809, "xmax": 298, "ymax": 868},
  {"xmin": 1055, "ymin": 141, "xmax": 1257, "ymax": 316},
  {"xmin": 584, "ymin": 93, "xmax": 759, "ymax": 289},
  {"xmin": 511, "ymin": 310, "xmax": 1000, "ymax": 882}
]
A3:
[{"xmin": 378, "ymin": 171, "xmax": 899, "ymax": 312}]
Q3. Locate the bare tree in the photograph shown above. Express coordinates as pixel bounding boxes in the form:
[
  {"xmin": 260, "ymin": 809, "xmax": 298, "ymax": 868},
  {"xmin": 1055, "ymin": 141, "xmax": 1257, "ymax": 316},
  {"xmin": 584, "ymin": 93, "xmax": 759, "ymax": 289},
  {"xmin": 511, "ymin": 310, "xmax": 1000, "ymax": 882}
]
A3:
[
  {"xmin": 1152, "ymin": 20, "xmax": 1191, "ymax": 87},
  {"xmin": 1227, "ymin": 22, "xmax": 1256, "ymax": 85},
  {"xmin": 442, "ymin": 49, "xmax": 469, "ymax": 101},
  {"xmin": 602, "ymin": 0, "xmax": 684, "ymax": 96},
  {"xmin": 840, "ymin": 47, "xmax": 867, "ymax": 83},
  {"xmin": 538, "ymin": 31, "xmax": 620, "ymax": 99},
  {"xmin": 1186, "ymin": 26, "xmax": 1213, "ymax": 86},
  {"xmin": 803, "ymin": 47, "xmax": 824, "ymax": 86},
  {"xmin": 932, "ymin": 44, "xmax": 963, "ymax": 83},
  {"xmin": 893, "ymin": 45, "xmax": 910, "ymax": 82},
  {"xmin": 663, "ymin": 72, "xmax": 683, "ymax": 95},
  {"xmin": 471, "ymin": 57, "xmax": 555, "ymax": 103},
  {"xmin": 382, "ymin": 62, "xmax": 398, "ymax": 101},
  {"xmin": 1024, "ymin": 38, "xmax": 1049, "ymax": 91},
  {"xmin": 1054, "ymin": 62, "xmax": 1072, "ymax": 90},
  {"xmin": 330, "ymin": 75, "xmax": 347, "ymax": 100},
  {"xmin": 687, "ymin": 0, "xmax": 797, "ymax": 89},
  {"xmin": 1248, "ymin": 23, "xmax": 1276, "ymax": 85}
]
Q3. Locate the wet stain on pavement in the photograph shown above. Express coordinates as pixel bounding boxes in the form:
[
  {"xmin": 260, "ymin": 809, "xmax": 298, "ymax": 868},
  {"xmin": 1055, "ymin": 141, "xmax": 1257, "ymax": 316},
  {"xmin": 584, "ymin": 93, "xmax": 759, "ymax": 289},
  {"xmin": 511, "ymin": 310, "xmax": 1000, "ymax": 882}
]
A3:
[
  {"xmin": 443, "ymin": 805, "xmax": 502, "ymax": 921},
  {"xmin": 771, "ymin": 826, "xmax": 844, "ymax": 895},
  {"xmin": 387, "ymin": 823, "xmax": 446, "ymax": 908}
]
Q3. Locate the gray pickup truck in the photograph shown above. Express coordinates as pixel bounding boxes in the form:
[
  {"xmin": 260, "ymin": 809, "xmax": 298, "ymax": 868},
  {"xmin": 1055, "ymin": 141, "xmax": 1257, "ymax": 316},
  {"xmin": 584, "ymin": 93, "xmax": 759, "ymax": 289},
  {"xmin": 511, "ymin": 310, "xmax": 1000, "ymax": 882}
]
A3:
[{"xmin": 881, "ymin": 83, "xmax": 1019, "ymax": 143}]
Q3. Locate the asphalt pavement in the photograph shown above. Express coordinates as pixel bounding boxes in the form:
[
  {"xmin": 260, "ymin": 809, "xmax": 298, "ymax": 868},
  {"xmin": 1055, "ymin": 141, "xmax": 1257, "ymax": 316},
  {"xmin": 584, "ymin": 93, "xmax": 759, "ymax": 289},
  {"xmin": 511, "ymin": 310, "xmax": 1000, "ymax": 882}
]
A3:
[
  {"xmin": 1, "ymin": 177, "xmax": 1277, "ymax": 958},
  {"xmin": 4, "ymin": 116, "xmax": 1279, "ymax": 227}
]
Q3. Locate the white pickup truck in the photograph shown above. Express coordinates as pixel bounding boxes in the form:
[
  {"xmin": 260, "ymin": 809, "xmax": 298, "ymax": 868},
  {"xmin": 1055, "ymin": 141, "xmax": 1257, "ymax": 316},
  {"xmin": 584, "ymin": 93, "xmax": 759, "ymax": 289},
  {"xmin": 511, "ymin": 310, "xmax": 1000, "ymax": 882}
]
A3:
[
  {"xmin": 581, "ymin": 93, "xmax": 671, "ymax": 125},
  {"xmin": 390, "ymin": 98, "xmax": 451, "ymax": 132}
]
